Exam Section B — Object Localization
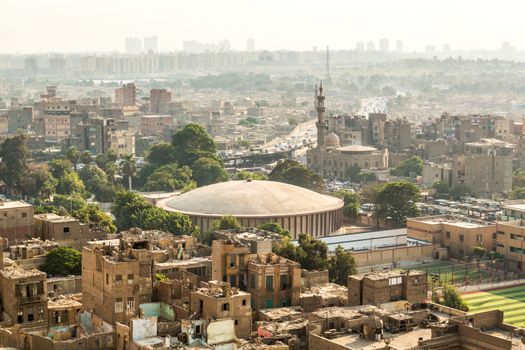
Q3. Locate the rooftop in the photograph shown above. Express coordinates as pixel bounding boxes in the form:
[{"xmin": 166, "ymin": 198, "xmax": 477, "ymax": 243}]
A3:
[
  {"xmin": 337, "ymin": 145, "xmax": 378, "ymax": 153},
  {"xmin": 34, "ymin": 213, "xmax": 78, "ymax": 223},
  {"xmin": 328, "ymin": 327, "xmax": 431, "ymax": 350},
  {"xmin": 409, "ymin": 215, "xmax": 492, "ymax": 228},
  {"xmin": 158, "ymin": 180, "xmax": 343, "ymax": 217},
  {"xmin": 0, "ymin": 265, "xmax": 46, "ymax": 279},
  {"xmin": 0, "ymin": 201, "xmax": 32, "ymax": 210}
]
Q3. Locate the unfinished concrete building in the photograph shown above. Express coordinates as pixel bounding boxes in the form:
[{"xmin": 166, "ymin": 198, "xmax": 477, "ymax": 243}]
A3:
[
  {"xmin": 190, "ymin": 281, "xmax": 252, "ymax": 339},
  {"xmin": 0, "ymin": 263, "xmax": 47, "ymax": 326},
  {"xmin": 212, "ymin": 239, "xmax": 301, "ymax": 310},
  {"xmin": 348, "ymin": 270, "xmax": 428, "ymax": 307}
]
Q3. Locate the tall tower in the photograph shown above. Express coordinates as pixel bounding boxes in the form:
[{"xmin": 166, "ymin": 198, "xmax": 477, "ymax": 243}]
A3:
[
  {"xmin": 325, "ymin": 46, "xmax": 332, "ymax": 84},
  {"xmin": 316, "ymin": 82, "xmax": 327, "ymax": 150}
]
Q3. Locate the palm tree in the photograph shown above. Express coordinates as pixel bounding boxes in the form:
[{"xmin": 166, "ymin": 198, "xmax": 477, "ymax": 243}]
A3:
[{"xmin": 120, "ymin": 153, "xmax": 137, "ymax": 191}]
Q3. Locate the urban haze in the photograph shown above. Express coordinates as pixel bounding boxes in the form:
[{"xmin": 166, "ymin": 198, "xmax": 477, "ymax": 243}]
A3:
[{"xmin": 0, "ymin": 1, "xmax": 525, "ymax": 350}]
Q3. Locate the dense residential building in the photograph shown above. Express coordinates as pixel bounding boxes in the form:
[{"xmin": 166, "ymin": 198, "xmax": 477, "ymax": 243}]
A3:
[
  {"xmin": 348, "ymin": 270, "xmax": 428, "ymax": 306},
  {"xmin": 190, "ymin": 281, "xmax": 252, "ymax": 338},
  {"xmin": 150, "ymin": 88, "xmax": 172, "ymax": 114},
  {"xmin": 407, "ymin": 215, "xmax": 496, "ymax": 259},
  {"xmin": 211, "ymin": 239, "xmax": 301, "ymax": 310},
  {"xmin": 115, "ymin": 83, "xmax": 137, "ymax": 107},
  {"xmin": 452, "ymin": 138, "xmax": 514, "ymax": 197},
  {"xmin": 0, "ymin": 201, "xmax": 34, "ymax": 243}
]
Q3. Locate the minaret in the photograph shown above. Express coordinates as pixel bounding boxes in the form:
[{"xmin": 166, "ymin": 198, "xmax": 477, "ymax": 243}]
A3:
[
  {"xmin": 325, "ymin": 46, "xmax": 332, "ymax": 84},
  {"xmin": 316, "ymin": 82, "xmax": 327, "ymax": 150}
]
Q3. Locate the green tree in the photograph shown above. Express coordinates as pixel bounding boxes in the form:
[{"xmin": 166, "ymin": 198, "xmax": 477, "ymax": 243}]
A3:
[
  {"xmin": 80, "ymin": 150, "xmax": 92, "ymax": 165},
  {"xmin": 146, "ymin": 142, "xmax": 176, "ymax": 166},
  {"xmin": 274, "ymin": 234, "xmax": 329, "ymax": 271},
  {"xmin": 42, "ymin": 247, "xmax": 82, "ymax": 276},
  {"xmin": 511, "ymin": 187, "xmax": 525, "ymax": 199},
  {"xmin": 344, "ymin": 165, "xmax": 361, "ymax": 180},
  {"xmin": 258, "ymin": 222, "xmax": 291, "ymax": 238},
  {"xmin": 75, "ymin": 204, "xmax": 116, "ymax": 233},
  {"xmin": 21, "ymin": 169, "xmax": 57, "ymax": 200},
  {"xmin": 213, "ymin": 215, "xmax": 241, "ymax": 230},
  {"xmin": 172, "ymin": 124, "xmax": 218, "ymax": 167},
  {"xmin": 120, "ymin": 154, "xmax": 137, "ymax": 190},
  {"xmin": 391, "ymin": 156, "xmax": 424, "ymax": 177},
  {"xmin": 137, "ymin": 206, "xmax": 198, "ymax": 236},
  {"xmin": 328, "ymin": 246, "xmax": 357, "ymax": 285},
  {"xmin": 191, "ymin": 158, "xmax": 228, "ymax": 187},
  {"xmin": 375, "ymin": 181, "xmax": 421, "ymax": 227},
  {"xmin": 335, "ymin": 190, "xmax": 361, "ymax": 221},
  {"xmin": 449, "ymin": 184, "xmax": 471, "ymax": 201},
  {"xmin": 112, "ymin": 191, "xmax": 151, "ymax": 231},
  {"xmin": 56, "ymin": 171, "xmax": 85, "ymax": 196},
  {"xmin": 236, "ymin": 170, "xmax": 268, "ymax": 181},
  {"xmin": 0, "ymin": 135, "xmax": 30, "ymax": 194},
  {"xmin": 432, "ymin": 180, "xmax": 450, "ymax": 198},
  {"xmin": 269, "ymin": 159, "xmax": 325, "ymax": 192},
  {"xmin": 438, "ymin": 285, "xmax": 469, "ymax": 311},
  {"xmin": 49, "ymin": 158, "xmax": 75, "ymax": 179},
  {"xmin": 79, "ymin": 164, "xmax": 116, "ymax": 202},
  {"xmin": 355, "ymin": 172, "xmax": 377, "ymax": 183},
  {"xmin": 143, "ymin": 164, "xmax": 195, "ymax": 192},
  {"xmin": 65, "ymin": 146, "xmax": 81, "ymax": 171}
]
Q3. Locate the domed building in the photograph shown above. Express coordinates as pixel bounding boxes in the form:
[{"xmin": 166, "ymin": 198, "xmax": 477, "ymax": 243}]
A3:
[
  {"xmin": 325, "ymin": 132, "xmax": 340, "ymax": 148},
  {"xmin": 157, "ymin": 180, "xmax": 344, "ymax": 238}
]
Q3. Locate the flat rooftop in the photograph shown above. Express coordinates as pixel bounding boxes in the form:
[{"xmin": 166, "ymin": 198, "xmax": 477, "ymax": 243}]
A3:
[
  {"xmin": 329, "ymin": 327, "xmax": 431, "ymax": 350},
  {"xmin": 409, "ymin": 215, "xmax": 491, "ymax": 228},
  {"xmin": 0, "ymin": 201, "xmax": 32, "ymax": 210}
]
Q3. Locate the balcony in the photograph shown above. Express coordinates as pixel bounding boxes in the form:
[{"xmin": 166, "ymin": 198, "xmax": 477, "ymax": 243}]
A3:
[{"xmin": 19, "ymin": 295, "xmax": 43, "ymax": 304}]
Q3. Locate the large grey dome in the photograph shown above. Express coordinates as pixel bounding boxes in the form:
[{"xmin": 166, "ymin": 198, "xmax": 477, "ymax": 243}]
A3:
[{"xmin": 157, "ymin": 180, "xmax": 342, "ymax": 217}]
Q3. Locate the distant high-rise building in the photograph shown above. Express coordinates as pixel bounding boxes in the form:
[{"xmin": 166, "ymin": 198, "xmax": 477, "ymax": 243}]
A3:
[
  {"xmin": 144, "ymin": 35, "xmax": 158, "ymax": 53},
  {"xmin": 24, "ymin": 56, "xmax": 38, "ymax": 74},
  {"xmin": 395, "ymin": 40, "xmax": 403, "ymax": 53},
  {"xmin": 247, "ymin": 38, "xmax": 255, "ymax": 51},
  {"xmin": 379, "ymin": 38, "xmax": 389, "ymax": 52},
  {"xmin": 366, "ymin": 41, "xmax": 375, "ymax": 51},
  {"xmin": 115, "ymin": 83, "xmax": 137, "ymax": 106},
  {"xmin": 443, "ymin": 44, "xmax": 452, "ymax": 54},
  {"xmin": 355, "ymin": 42, "xmax": 365, "ymax": 51},
  {"xmin": 325, "ymin": 46, "xmax": 332, "ymax": 84},
  {"xmin": 425, "ymin": 45, "xmax": 437, "ymax": 55},
  {"xmin": 150, "ymin": 88, "xmax": 172, "ymax": 114},
  {"xmin": 125, "ymin": 37, "xmax": 142, "ymax": 55}
]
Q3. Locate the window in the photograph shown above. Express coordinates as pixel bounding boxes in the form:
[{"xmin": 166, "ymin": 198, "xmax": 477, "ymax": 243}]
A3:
[
  {"xmin": 510, "ymin": 247, "xmax": 525, "ymax": 254},
  {"xmin": 281, "ymin": 298, "xmax": 289, "ymax": 307},
  {"xmin": 235, "ymin": 320, "xmax": 238, "ymax": 325},
  {"xmin": 115, "ymin": 298, "xmax": 124, "ymax": 313},
  {"xmin": 106, "ymin": 273, "xmax": 109, "ymax": 285},
  {"xmin": 476, "ymin": 234, "xmax": 483, "ymax": 242},
  {"xmin": 229, "ymin": 255, "xmax": 236, "ymax": 268},
  {"xmin": 446, "ymin": 232, "xmax": 450, "ymax": 239},
  {"xmin": 115, "ymin": 275, "xmax": 122, "ymax": 286},
  {"xmin": 265, "ymin": 298, "xmax": 273, "ymax": 309},
  {"xmin": 128, "ymin": 274, "xmax": 134, "ymax": 285},
  {"xmin": 21, "ymin": 212, "xmax": 27, "ymax": 218},
  {"xmin": 222, "ymin": 303, "xmax": 230, "ymax": 311},
  {"xmin": 459, "ymin": 234, "xmax": 464, "ymax": 242},
  {"xmin": 388, "ymin": 277, "xmax": 402, "ymax": 286},
  {"xmin": 230, "ymin": 275, "xmax": 236, "ymax": 287},
  {"xmin": 242, "ymin": 299, "xmax": 247, "ymax": 306},
  {"xmin": 265, "ymin": 275, "xmax": 273, "ymax": 291},
  {"xmin": 280, "ymin": 275, "xmax": 288, "ymax": 290},
  {"xmin": 127, "ymin": 297, "xmax": 135, "ymax": 312},
  {"xmin": 27, "ymin": 307, "xmax": 34, "ymax": 322},
  {"xmin": 17, "ymin": 309, "xmax": 23, "ymax": 323},
  {"xmin": 63, "ymin": 227, "xmax": 70, "ymax": 233},
  {"xmin": 250, "ymin": 275, "xmax": 256, "ymax": 289}
]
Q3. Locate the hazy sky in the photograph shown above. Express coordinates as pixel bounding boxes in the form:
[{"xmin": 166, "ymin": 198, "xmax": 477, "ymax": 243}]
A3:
[{"xmin": 3, "ymin": 0, "xmax": 525, "ymax": 53}]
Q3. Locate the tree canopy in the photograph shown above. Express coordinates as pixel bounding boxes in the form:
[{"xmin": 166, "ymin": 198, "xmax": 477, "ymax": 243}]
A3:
[
  {"xmin": 334, "ymin": 190, "xmax": 361, "ymax": 221},
  {"xmin": 258, "ymin": 222, "xmax": 291, "ymax": 238},
  {"xmin": 435, "ymin": 285, "xmax": 469, "ymax": 311},
  {"xmin": 375, "ymin": 181, "xmax": 421, "ymax": 227},
  {"xmin": 328, "ymin": 246, "xmax": 357, "ymax": 285},
  {"xmin": 269, "ymin": 159, "xmax": 325, "ymax": 192},
  {"xmin": 172, "ymin": 124, "xmax": 218, "ymax": 167},
  {"xmin": 191, "ymin": 158, "xmax": 228, "ymax": 187},
  {"xmin": 42, "ymin": 247, "xmax": 82, "ymax": 276},
  {"xmin": 273, "ymin": 234, "xmax": 328, "ymax": 271},
  {"xmin": 213, "ymin": 215, "xmax": 241, "ymax": 230},
  {"xmin": 236, "ymin": 170, "xmax": 268, "ymax": 181},
  {"xmin": 390, "ymin": 156, "xmax": 423, "ymax": 177},
  {"xmin": 0, "ymin": 135, "xmax": 30, "ymax": 194},
  {"xmin": 143, "ymin": 164, "xmax": 195, "ymax": 192}
]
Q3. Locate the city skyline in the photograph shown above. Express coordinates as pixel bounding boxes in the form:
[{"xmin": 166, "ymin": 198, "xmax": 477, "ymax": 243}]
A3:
[{"xmin": 3, "ymin": 0, "xmax": 525, "ymax": 53}]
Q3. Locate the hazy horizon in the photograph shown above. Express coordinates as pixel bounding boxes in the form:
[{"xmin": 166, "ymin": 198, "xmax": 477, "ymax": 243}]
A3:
[{"xmin": 3, "ymin": 0, "xmax": 525, "ymax": 54}]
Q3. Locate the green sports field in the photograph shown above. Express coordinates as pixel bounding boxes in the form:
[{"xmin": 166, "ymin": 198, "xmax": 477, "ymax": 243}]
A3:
[
  {"xmin": 405, "ymin": 260, "xmax": 492, "ymax": 286},
  {"xmin": 462, "ymin": 285, "xmax": 525, "ymax": 327}
]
